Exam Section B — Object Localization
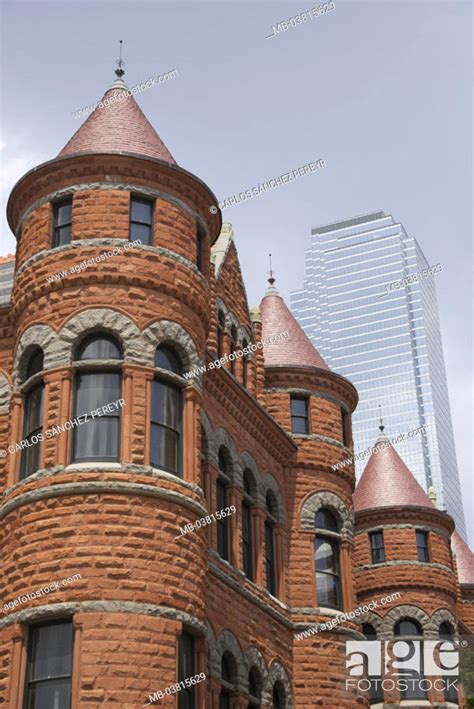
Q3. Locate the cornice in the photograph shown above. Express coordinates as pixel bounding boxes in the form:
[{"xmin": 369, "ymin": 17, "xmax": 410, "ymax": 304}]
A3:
[
  {"xmin": 354, "ymin": 505, "xmax": 455, "ymax": 535},
  {"xmin": 264, "ymin": 365, "xmax": 358, "ymax": 412}
]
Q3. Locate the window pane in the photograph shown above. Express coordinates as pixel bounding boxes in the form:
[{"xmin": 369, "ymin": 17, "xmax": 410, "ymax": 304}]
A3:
[
  {"xmin": 150, "ymin": 424, "xmax": 179, "ymax": 472},
  {"xmin": 315, "ymin": 539, "xmax": 337, "ymax": 572},
  {"xmin": 78, "ymin": 338, "xmax": 122, "ymax": 360},
  {"xmin": 315, "ymin": 509, "xmax": 338, "ymax": 532},
  {"xmin": 316, "ymin": 572, "xmax": 339, "ymax": 607},
  {"xmin": 30, "ymin": 624, "xmax": 73, "ymax": 680},
  {"xmin": 25, "ymin": 386, "xmax": 44, "ymax": 434},
  {"xmin": 56, "ymin": 225, "xmax": 72, "ymax": 247},
  {"xmin": 155, "ymin": 347, "xmax": 181, "ymax": 373},
  {"xmin": 26, "ymin": 350, "xmax": 44, "ymax": 379},
  {"xmin": 130, "ymin": 222, "xmax": 151, "ymax": 245},
  {"xmin": 25, "ymin": 679, "xmax": 72, "ymax": 709},
  {"xmin": 291, "ymin": 416, "xmax": 308, "ymax": 434},
  {"xmin": 151, "ymin": 381, "xmax": 180, "ymax": 429},
  {"xmin": 75, "ymin": 373, "xmax": 120, "ymax": 414},
  {"xmin": 74, "ymin": 417, "xmax": 120, "ymax": 461},
  {"xmin": 55, "ymin": 203, "xmax": 72, "ymax": 226},
  {"xmin": 131, "ymin": 199, "xmax": 152, "ymax": 224},
  {"xmin": 290, "ymin": 398, "xmax": 307, "ymax": 416}
]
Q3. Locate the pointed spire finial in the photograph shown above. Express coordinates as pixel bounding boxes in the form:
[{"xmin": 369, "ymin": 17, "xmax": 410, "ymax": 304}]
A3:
[
  {"xmin": 268, "ymin": 253, "xmax": 275, "ymax": 286},
  {"xmin": 378, "ymin": 404, "xmax": 385, "ymax": 432},
  {"xmin": 115, "ymin": 40, "xmax": 125, "ymax": 78}
]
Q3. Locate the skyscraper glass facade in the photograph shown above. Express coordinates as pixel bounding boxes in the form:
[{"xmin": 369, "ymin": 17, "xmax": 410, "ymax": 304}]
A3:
[{"xmin": 290, "ymin": 211, "xmax": 466, "ymax": 538}]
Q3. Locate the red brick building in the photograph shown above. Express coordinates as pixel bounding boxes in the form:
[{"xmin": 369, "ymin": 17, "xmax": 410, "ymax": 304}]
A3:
[{"xmin": 0, "ymin": 73, "xmax": 472, "ymax": 708}]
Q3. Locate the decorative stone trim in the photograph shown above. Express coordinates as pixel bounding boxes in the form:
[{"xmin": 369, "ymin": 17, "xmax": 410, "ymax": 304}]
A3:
[
  {"xmin": 262, "ymin": 661, "xmax": 293, "ymax": 708},
  {"xmin": 0, "ymin": 480, "xmax": 208, "ymax": 520},
  {"xmin": 266, "ymin": 386, "xmax": 348, "ymax": 410},
  {"xmin": 206, "ymin": 623, "xmax": 220, "ymax": 678},
  {"xmin": 13, "ymin": 324, "xmax": 60, "ymax": 386},
  {"xmin": 355, "ymin": 560, "xmax": 453, "ymax": 574},
  {"xmin": 261, "ymin": 473, "xmax": 285, "ymax": 524},
  {"xmin": 0, "ymin": 372, "xmax": 11, "ymax": 413},
  {"xmin": 210, "ymin": 427, "xmax": 242, "ymax": 485},
  {"xmin": 240, "ymin": 451, "xmax": 263, "ymax": 503},
  {"xmin": 142, "ymin": 319, "xmax": 201, "ymax": 374},
  {"xmin": 244, "ymin": 646, "xmax": 268, "ymax": 691},
  {"xmin": 379, "ymin": 605, "xmax": 431, "ymax": 639},
  {"xmin": 426, "ymin": 609, "xmax": 458, "ymax": 639},
  {"xmin": 216, "ymin": 629, "xmax": 246, "ymax": 690},
  {"xmin": 357, "ymin": 610, "xmax": 384, "ymax": 635},
  {"xmin": 0, "ymin": 601, "xmax": 206, "ymax": 633},
  {"xmin": 300, "ymin": 490, "xmax": 353, "ymax": 536},
  {"xmin": 355, "ymin": 522, "xmax": 451, "ymax": 539},
  {"xmin": 291, "ymin": 432, "xmax": 349, "ymax": 452}
]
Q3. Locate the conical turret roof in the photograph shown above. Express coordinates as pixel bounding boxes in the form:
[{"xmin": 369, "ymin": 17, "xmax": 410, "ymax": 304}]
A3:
[
  {"xmin": 259, "ymin": 281, "xmax": 329, "ymax": 370},
  {"xmin": 354, "ymin": 428, "xmax": 434, "ymax": 512},
  {"xmin": 451, "ymin": 531, "xmax": 474, "ymax": 585},
  {"xmin": 60, "ymin": 77, "xmax": 176, "ymax": 163}
]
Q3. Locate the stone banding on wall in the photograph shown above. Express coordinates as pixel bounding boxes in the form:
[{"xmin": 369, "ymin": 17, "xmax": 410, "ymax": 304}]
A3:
[
  {"xmin": 262, "ymin": 661, "xmax": 293, "ymax": 708},
  {"xmin": 0, "ymin": 372, "xmax": 11, "ymax": 413},
  {"xmin": 300, "ymin": 490, "xmax": 353, "ymax": 537},
  {"xmin": 206, "ymin": 623, "xmax": 221, "ymax": 679}
]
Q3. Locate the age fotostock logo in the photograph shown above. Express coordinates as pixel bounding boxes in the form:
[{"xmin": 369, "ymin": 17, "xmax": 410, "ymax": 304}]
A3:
[{"xmin": 345, "ymin": 640, "xmax": 459, "ymax": 695}]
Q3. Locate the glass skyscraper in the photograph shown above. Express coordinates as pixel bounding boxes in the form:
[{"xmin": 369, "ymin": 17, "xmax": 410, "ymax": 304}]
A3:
[{"xmin": 290, "ymin": 210, "xmax": 466, "ymax": 538}]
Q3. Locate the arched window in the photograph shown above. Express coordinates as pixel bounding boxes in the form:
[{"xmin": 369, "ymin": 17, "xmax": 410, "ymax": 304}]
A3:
[
  {"xmin": 151, "ymin": 345, "xmax": 183, "ymax": 475},
  {"xmin": 314, "ymin": 509, "xmax": 341, "ymax": 609},
  {"xmin": 201, "ymin": 425, "xmax": 208, "ymax": 499},
  {"xmin": 20, "ymin": 348, "xmax": 45, "ymax": 479},
  {"xmin": 265, "ymin": 492, "xmax": 278, "ymax": 596},
  {"xmin": 394, "ymin": 619, "xmax": 425, "ymax": 700},
  {"xmin": 242, "ymin": 339, "xmax": 249, "ymax": 388},
  {"xmin": 73, "ymin": 335, "xmax": 123, "ymax": 463},
  {"xmin": 178, "ymin": 631, "xmax": 196, "ymax": 709},
  {"xmin": 229, "ymin": 325, "xmax": 238, "ymax": 375},
  {"xmin": 272, "ymin": 681, "xmax": 285, "ymax": 709},
  {"xmin": 220, "ymin": 652, "xmax": 235, "ymax": 709},
  {"xmin": 362, "ymin": 624, "xmax": 383, "ymax": 703},
  {"xmin": 247, "ymin": 666, "xmax": 262, "ymax": 708},
  {"xmin": 242, "ymin": 470, "xmax": 255, "ymax": 580},
  {"xmin": 217, "ymin": 311, "xmax": 225, "ymax": 359},
  {"xmin": 217, "ymin": 448, "xmax": 231, "ymax": 561},
  {"xmin": 439, "ymin": 622, "xmax": 458, "ymax": 703}
]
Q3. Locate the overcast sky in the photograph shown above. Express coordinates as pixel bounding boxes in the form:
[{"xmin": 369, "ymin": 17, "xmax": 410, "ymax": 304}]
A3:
[{"xmin": 1, "ymin": 0, "xmax": 472, "ymax": 543}]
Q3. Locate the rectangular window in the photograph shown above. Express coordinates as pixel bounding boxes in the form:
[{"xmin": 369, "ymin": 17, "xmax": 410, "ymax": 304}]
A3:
[
  {"xmin": 341, "ymin": 408, "xmax": 350, "ymax": 446},
  {"xmin": 290, "ymin": 396, "xmax": 309, "ymax": 434},
  {"xmin": 196, "ymin": 224, "xmax": 205, "ymax": 272},
  {"xmin": 416, "ymin": 530, "xmax": 430, "ymax": 562},
  {"xmin": 178, "ymin": 633, "xmax": 195, "ymax": 709},
  {"xmin": 265, "ymin": 521, "xmax": 276, "ymax": 596},
  {"xmin": 129, "ymin": 197, "xmax": 153, "ymax": 245},
  {"xmin": 315, "ymin": 537, "xmax": 341, "ymax": 609},
  {"xmin": 150, "ymin": 380, "xmax": 181, "ymax": 475},
  {"xmin": 52, "ymin": 200, "xmax": 72, "ymax": 248},
  {"xmin": 242, "ymin": 501, "xmax": 253, "ymax": 580},
  {"xmin": 72, "ymin": 372, "xmax": 121, "ymax": 462},
  {"xmin": 216, "ymin": 479, "xmax": 229, "ymax": 560},
  {"xmin": 20, "ymin": 383, "xmax": 44, "ymax": 479},
  {"xmin": 369, "ymin": 531, "xmax": 385, "ymax": 564},
  {"xmin": 23, "ymin": 620, "xmax": 74, "ymax": 709}
]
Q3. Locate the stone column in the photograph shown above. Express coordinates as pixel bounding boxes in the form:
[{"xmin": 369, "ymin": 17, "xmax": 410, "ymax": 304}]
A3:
[
  {"xmin": 183, "ymin": 385, "xmax": 202, "ymax": 485},
  {"xmin": 57, "ymin": 369, "xmax": 73, "ymax": 467},
  {"xmin": 340, "ymin": 536, "xmax": 355, "ymax": 612},
  {"xmin": 7, "ymin": 393, "xmax": 22, "ymax": 487},
  {"xmin": 71, "ymin": 616, "xmax": 83, "ymax": 709},
  {"xmin": 6, "ymin": 624, "xmax": 26, "ymax": 708},
  {"xmin": 253, "ymin": 507, "xmax": 266, "ymax": 587}
]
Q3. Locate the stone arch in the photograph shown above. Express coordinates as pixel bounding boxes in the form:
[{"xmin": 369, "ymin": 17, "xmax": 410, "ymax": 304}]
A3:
[
  {"xmin": 211, "ymin": 428, "xmax": 242, "ymax": 485},
  {"xmin": 0, "ymin": 372, "xmax": 11, "ymax": 413},
  {"xmin": 200, "ymin": 410, "xmax": 214, "ymax": 462},
  {"xmin": 56, "ymin": 308, "xmax": 142, "ymax": 365},
  {"xmin": 300, "ymin": 490, "xmax": 353, "ymax": 537},
  {"xmin": 240, "ymin": 451, "xmax": 263, "ymax": 503},
  {"xmin": 13, "ymin": 324, "xmax": 60, "ymax": 386},
  {"xmin": 244, "ymin": 646, "xmax": 268, "ymax": 695},
  {"xmin": 427, "ymin": 608, "xmax": 458, "ymax": 639},
  {"xmin": 216, "ymin": 630, "xmax": 246, "ymax": 691},
  {"xmin": 142, "ymin": 320, "xmax": 201, "ymax": 374},
  {"xmin": 263, "ymin": 661, "xmax": 293, "ymax": 708},
  {"xmin": 206, "ymin": 623, "xmax": 220, "ymax": 679},
  {"xmin": 358, "ymin": 611, "xmax": 384, "ymax": 636},
  {"xmin": 261, "ymin": 473, "xmax": 285, "ymax": 524},
  {"xmin": 239, "ymin": 326, "xmax": 254, "ymax": 357},
  {"xmin": 380, "ymin": 604, "xmax": 431, "ymax": 640}
]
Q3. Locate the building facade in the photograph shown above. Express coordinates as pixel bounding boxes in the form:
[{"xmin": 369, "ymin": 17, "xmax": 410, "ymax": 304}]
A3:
[
  {"xmin": 290, "ymin": 211, "xmax": 466, "ymax": 539},
  {"xmin": 0, "ymin": 75, "xmax": 473, "ymax": 708}
]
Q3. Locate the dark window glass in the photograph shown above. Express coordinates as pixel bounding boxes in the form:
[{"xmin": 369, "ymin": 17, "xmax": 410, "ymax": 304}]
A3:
[
  {"xmin": 394, "ymin": 620, "xmax": 425, "ymax": 699},
  {"xmin": 439, "ymin": 622, "xmax": 454, "ymax": 639},
  {"xmin": 178, "ymin": 633, "xmax": 195, "ymax": 709},
  {"xmin": 272, "ymin": 682, "xmax": 285, "ymax": 709},
  {"xmin": 218, "ymin": 448, "xmax": 228, "ymax": 475},
  {"xmin": 248, "ymin": 668, "xmax": 261, "ymax": 707},
  {"xmin": 196, "ymin": 224, "xmax": 205, "ymax": 272},
  {"xmin": 220, "ymin": 655, "xmax": 233, "ymax": 709},
  {"xmin": 230, "ymin": 326, "xmax": 237, "ymax": 376},
  {"xmin": 265, "ymin": 520, "xmax": 276, "ymax": 596},
  {"xmin": 217, "ymin": 312, "xmax": 225, "ymax": 358},
  {"xmin": 73, "ymin": 372, "xmax": 121, "ymax": 462},
  {"xmin": 438, "ymin": 623, "xmax": 458, "ymax": 702},
  {"xmin": 242, "ymin": 500, "xmax": 253, "ymax": 580},
  {"xmin": 341, "ymin": 408, "xmax": 350, "ymax": 446},
  {"xmin": 315, "ymin": 537, "xmax": 341, "ymax": 609},
  {"xmin": 416, "ymin": 530, "xmax": 430, "ymax": 562},
  {"xmin": 23, "ymin": 621, "xmax": 73, "ymax": 709},
  {"xmin": 242, "ymin": 340, "xmax": 248, "ymax": 387},
  {"xmin": 155, "ymin": 346, "xmax": 182, "ymax": 374},
  {"xmin": 150, "ymin": 380, "xmax": 181, "ymax": 474},
  {"xmin": 26, "ymin": 349, "xmax": 44, "ymax": 379},
  {"xmin": 315, "ymin": 509, "xmax": 338, "ymax": 532},
  {"xmin": 130, "ymin": 197, "xmax": 153, "ymax": 245},
  {"xmin": 369, "ymin": 531, "xmax": 385, "ymax": 564},
  {"xmin": 216, "ymin": 478, "xmax": 229, "ymax": 560},
  {"xmin": 362, "ymin": 624, "xmax": 383, "ymax": 703},
  {"xmin": 77, "ymin": 335, "xmax": 122, "ymax": 360},
  {"xmin": 290, "ymin": 396, "xmax": 308, "ymax": 434},
  {"xmin": 363, "ymin": 623, "xmax": 377, "ymax": 639},
  {"xmin": 52, "ymin": 200, "xmax": 72, "ymax": 248},
  {"xmin": 20, "ymin": 383, "xmax": 44, "ymax": 479}
]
